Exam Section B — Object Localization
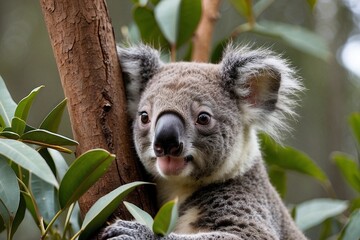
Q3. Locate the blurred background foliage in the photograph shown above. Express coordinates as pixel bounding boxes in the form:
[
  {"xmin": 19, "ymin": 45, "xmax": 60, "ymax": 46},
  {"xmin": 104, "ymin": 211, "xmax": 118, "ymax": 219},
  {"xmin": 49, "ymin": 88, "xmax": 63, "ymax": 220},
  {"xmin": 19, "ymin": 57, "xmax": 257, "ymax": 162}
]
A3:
[{"xmin": 0, "ymin": 0, "xmax": 360, "ymax": 239}]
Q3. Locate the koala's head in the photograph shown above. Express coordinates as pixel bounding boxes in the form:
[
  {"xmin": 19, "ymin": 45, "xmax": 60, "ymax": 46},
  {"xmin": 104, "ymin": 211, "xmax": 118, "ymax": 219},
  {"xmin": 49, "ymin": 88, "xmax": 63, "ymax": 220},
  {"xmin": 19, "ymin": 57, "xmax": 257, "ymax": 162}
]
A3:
[{"xmin": 118, "ymin": 44, "xmax": 301, "ymax": 184}]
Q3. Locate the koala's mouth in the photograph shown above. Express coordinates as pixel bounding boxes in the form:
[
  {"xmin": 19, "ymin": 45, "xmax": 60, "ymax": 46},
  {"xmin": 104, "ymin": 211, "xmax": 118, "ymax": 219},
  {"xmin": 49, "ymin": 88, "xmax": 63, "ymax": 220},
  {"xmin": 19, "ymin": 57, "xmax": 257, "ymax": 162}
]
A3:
[{"xmin": 157, "ymin": 155, "xmax": 193, "ymax": 176}]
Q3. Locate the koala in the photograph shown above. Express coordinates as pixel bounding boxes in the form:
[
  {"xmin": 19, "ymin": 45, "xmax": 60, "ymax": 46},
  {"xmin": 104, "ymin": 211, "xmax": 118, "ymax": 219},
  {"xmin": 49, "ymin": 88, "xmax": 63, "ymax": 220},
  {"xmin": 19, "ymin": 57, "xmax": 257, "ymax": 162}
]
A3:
[{"xmin": 102, "ymin": 44, "xmax": 307, "ymax": 240}]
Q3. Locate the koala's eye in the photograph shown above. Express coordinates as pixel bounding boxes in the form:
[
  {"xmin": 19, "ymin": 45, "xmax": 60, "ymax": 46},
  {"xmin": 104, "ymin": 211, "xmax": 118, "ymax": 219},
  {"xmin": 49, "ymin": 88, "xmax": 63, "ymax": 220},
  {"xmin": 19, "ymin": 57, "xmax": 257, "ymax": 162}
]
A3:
[
  {"xmin": 196, "ymin": 112, "xmax": 211, "ymax": 125},
  {"xmin": 139, "ymin": 112, "xmax": 150, "ymax": 124}
]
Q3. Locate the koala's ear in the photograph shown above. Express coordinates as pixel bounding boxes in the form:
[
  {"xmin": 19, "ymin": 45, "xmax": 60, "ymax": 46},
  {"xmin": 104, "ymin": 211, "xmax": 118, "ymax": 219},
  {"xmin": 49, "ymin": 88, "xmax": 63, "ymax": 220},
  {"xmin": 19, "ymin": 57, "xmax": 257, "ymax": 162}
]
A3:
[
  {"xmin": 220, "ymin": 45, "xmax": 303, "ymax": 141},
  {"xmin": 117, "ymin": 44, "xmax": 163, "ymax": 119}
]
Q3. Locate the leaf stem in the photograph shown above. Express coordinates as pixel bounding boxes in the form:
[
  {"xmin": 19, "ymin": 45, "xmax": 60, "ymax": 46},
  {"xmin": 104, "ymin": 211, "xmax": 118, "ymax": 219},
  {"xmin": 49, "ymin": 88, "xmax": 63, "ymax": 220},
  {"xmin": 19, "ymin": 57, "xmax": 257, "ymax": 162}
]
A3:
[
  {"xmin": 41, "ymin": 208, "xmax": 65, "ymax": 239},
  {"xmin": 62, "ymin": 203, "xmax": 76, "ymax": 240},
  {"xmin": 17, "ymin": 177, "xmax": 45, "ymax": 233},
  {"xmin": 70, "ymin": 229, "xmax": 83, "ymax": 240}
]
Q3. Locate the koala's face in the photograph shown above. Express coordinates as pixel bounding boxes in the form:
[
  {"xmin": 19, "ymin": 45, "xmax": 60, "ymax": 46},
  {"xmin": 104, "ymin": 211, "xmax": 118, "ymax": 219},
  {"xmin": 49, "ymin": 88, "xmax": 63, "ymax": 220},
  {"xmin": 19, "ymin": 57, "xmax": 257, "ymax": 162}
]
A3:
[
  {"xmin": 118, "ymin": 45, "xmax": 301, "ymax": 183},
  {"xmin": 133, "ymin": 63, "xmax": 241, "ymax": 180}
]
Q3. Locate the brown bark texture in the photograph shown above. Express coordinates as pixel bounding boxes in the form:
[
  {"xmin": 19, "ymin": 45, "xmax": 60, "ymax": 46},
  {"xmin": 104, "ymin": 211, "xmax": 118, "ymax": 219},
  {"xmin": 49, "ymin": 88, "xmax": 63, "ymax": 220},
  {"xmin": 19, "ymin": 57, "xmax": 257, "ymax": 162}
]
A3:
[
  {"xmin": 40, "ymin": 0, "xmax": 156, "ymax": 222},
  {"xmin": 191, "ymin": 0, "xmax": 222, "ymax": 62}
]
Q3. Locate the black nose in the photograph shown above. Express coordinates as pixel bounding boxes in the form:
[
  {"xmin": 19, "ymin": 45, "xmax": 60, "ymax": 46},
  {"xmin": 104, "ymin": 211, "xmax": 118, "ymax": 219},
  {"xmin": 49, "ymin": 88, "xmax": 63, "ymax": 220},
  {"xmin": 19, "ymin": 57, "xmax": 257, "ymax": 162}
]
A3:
[{"xmin": 153, "ymin": 113, "xmax": 184, "ymax": 157}]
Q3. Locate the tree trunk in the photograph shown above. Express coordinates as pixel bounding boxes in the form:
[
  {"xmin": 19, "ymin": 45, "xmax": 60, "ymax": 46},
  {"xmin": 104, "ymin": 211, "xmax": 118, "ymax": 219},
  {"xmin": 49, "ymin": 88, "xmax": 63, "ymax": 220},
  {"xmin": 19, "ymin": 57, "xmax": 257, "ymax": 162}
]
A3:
[
  {"xmin": 191, "ymin": 0, "xmax": 222, "ymax": 62},
  {"xmin": 40, "ymin": 0, "xmax": 156, "ymax": 226}
]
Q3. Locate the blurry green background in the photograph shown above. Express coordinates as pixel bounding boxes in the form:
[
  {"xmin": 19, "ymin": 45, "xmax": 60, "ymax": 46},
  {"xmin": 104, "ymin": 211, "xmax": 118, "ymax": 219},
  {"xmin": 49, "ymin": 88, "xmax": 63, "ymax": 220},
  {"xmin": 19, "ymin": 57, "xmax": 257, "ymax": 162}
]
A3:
[{"xmin": 0, "ymin": 0, "xmax": 359, "ymax": 239}]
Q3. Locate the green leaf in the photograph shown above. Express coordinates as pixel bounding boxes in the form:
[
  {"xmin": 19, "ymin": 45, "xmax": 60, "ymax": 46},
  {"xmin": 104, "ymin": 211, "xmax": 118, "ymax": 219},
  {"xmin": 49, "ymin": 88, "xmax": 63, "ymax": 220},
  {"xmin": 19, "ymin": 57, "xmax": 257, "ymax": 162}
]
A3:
[
  {"xmin": 14, "ymin": 86, "xmax": 44, "ymax": 122},
  {"xmin": 0, "ymin": 138, "xmax": 58, "ymax": 188},
  {"xmin": 332, "ymin": 152, "xmax": 360, "ymax": 193},
  {"xmin": 295, "ymin": 198, "xmax": 348, "ymax": 231},
  {"xmin": 0, "ymin": 215, "xmax": 4, "ymax": 233},
  {"xmin": 69, "ymin": 203, "xmax": 81, "ymax": 234},
  {"xmin": 0, "ymin": 131, "xmax": 20, "ymax": 140},
  {"xmin": 78, "ymin": 181, "xmax": 150, "ymax": 240},
  {"xmin": 229, "ymin": 0, "xmax": 250, "ymax": 18},
  {"xmin": 350, "ymin": 198, "xmax": 360, "ymax": 212},
  {"xmin": 153, "ymin": 198, "xmax": 178, "ymax": 236},
  {"xmin": 341, "ymin": 209, "xmax": 360, "ymax": 240},
  {"xmin": 268, "ymin": 166, "xmax": 286, "ymax": 199},
  {"xmin": 253, "ymin": 0, "xmax": 275, "ymax": 17},
  {"xmin": 306, "ymin": 0, "xmax": 317, "ymax": 10},
  {"xmin": 210, "ymin": 38, "xmax": 230, "ymax": 63},
  {"xmin": 348, "ymin": 113, "xmax": 360, "ymax": 147},
  {"xmin": 58, "ymin": 149, "xmax": 115, "ymax": 209},
  {"xmin": 11, "ymin": 117, "xmax": 26, "ymax": 135},
  {"xmin": 39, "ymin": 99, "xmax": 67, "ymax": 133},
  {"xmin": 133, "ymin": 6, "xmax": 169, "ymax": 48},
  {"xmin": 0, "ymin": 115, "xmax": 6, "ymax": 130},
  {"xmin": 177, "ymin": 0, "xmax": 202, "ymax": 47},
  {"xmin": 124, "ymin": 201, "xmax": 154, "ymax": 229},
  {"xmin": 252, "ymin": 21, "xmax": 331, "ymax": 62},
  {"xmin": 0, "ymin": 157, "xmax": 20, "ymax": 224},
  {"xmin": 260, "ymin": 134, "xmax": 328, "ymax": 182},
  {"xmin": 21, "ymin": 129, "xmax": 78, "ymax": 147},
  {"xmin": 0, "ymin": 75, "xmax": 17, "ymax": 127},
  {"xmin": 154, "ymin": 0, "xmax": 181, "ymax": 44},
  {"xmin": 31, "ymin": 174, "xmax": 59, "ymax": 223},
  {"xmin": 21, "ymin": 190, "xmax": 40, "ymax": 226},
  {"xmin": 48, "ymin": 149, "xmax": 69, "ymax": 181},
  {"xmin": 10, "ymin": 194, "xmax": 26, "ymax": 239}
]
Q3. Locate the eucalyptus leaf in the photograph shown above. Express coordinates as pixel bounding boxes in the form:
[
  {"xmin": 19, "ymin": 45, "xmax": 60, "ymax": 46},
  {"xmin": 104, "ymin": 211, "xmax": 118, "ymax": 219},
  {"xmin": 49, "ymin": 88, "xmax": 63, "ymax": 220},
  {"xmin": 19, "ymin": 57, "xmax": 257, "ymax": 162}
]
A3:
[
  {"xmin": 0, "ymin": 138, "xmax": 58, "ymax": 188},
  {"xmin": 0, "ymin": 157, "xmax": 20, "ymax": 222},
  {"xmin": 306, "ymin": 0, "xmax": 317, "ymax": 10},
  {"xmin": 0, "ymin": 131, "xmax": 20, "ymax": 140},
  {"xmin": 21, "ymin": 190, "xmax": 40, "ymax": 226},
  {"xmin": 39, "ymin": 148, "xmax": 57, "ymax": 177},
  {"xmin": 58, "ymin": 149, "xmax": 115, "ymax": 209},
  {"xmin": 133, "ymin": 6, "xmax": 168, "ymax": 48},
  {"xmin": 0, "ymin": 200, "xmax": 10, "ymax": 229},
  {"xmin": 21, "ymin": 129, "xmax": 78, "ymax": 147},
  {"xmin": 210, "ymin": 38, "xmax": 230, "ymax": 63},
  {"xmin": 177, "ymin": 0, "xmax": 202, "ymax": 47},
  {"xmin": 48, "ymin": 149, "xmax": 69, "ymax": 181},
  {"xmin": 10, "ymin": 194, "xmax": 26, "ymax": 239},
  {"xmin": 332, "ymin": 152, "xmax": 360, "ymax": 193},
  {"xmin": 39, "ymin": 98, "xmax": 67, "ymax": 133},
  {"xmin": 0, "ymin": 75, "xmax": 17, "ymax": 127},
  {"xmin": 153, "ymin": 198, "xmax": 178, "ymax": 236},
  {"xmin": 0, "ymin": 216, "xmax": 4, "ymax": 233},
  {"xmin": 0, "ymin": 115, "xmax": 6, "ymax": 130},
  {"xmin": 14, "ymin": 86, "xmax": 44, "ymax": 122},
  {"xmin": 295, "ymin": 198, "xmax": 348, "ymax": 231},
  {"xmin": 348, "ymin": 113, "xmax": 360, "ymax": 147},
  {"xmin": 253, "ymin": 21, "xmax": 331, "ymax": 62},
  {"xmin": 268, "ymin": 166, "xmax": 286, "ymax": 199},
  {"xmin": 31, "ymin": 174, "xmax": 59, "ymax": 223},
  {"xmin": 11, "ymin": 117, "xmax": 26, "ymax": 136},
  {"xmin": 154, "ymin": 0, "xmax": 181, "ymax": 44},
  {"xmin": 124, "ymin": 201, "xmax": 154, "ymax": 229},
  {"xmin": 69, "ymin": 203, "xmax": 81, "ymax": 234},
  {"xmin": 78, "ymin": 181, "xmax": 150, "ymax": 240},
  {"xmin": 253, "ymin": 0, "xmax": 275, "ymax": 17},
  {"xmin": 260, "ymin": 134, "xmax": 327, "ymax": 182},
  {"xmin": 341, "ymin": 209, "xmax": 360, "ymax": 240},
  {"xmin": 228, "ymin": 0, "xmax": 250, "ymax": 18}
]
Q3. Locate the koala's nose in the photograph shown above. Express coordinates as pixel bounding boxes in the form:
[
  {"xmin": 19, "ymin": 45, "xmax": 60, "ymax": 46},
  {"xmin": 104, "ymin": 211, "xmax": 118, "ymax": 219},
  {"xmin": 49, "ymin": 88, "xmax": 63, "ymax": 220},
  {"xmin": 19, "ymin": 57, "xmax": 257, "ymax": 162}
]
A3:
[{"xmin": 153, "ymin": 113, "xmax": 184, "ymax": 157}]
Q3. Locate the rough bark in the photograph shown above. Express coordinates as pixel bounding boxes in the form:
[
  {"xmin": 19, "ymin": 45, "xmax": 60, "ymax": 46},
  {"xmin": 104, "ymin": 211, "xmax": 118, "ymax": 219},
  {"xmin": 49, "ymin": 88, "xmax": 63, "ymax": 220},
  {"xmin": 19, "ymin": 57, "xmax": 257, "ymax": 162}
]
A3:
[
  {"xmin": 191, "ymin": 0, "xmax": 222, "ymax": 62},
  {"xmin": 40, "ymin": 0, "xmax": 156, "ymax": 224}
]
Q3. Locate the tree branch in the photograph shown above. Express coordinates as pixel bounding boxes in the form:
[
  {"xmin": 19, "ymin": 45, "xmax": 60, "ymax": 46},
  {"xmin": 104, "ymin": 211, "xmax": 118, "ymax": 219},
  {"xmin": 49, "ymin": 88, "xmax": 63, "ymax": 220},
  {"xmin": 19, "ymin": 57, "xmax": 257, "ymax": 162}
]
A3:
[{"xmin": 191, "ymin": 0, "xmax": 222, "ymax": 62}]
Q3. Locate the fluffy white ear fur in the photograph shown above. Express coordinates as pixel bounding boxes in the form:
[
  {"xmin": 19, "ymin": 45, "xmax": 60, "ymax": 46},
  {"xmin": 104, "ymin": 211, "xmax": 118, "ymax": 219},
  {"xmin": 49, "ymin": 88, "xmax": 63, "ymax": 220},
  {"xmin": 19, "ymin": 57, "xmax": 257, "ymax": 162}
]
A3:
[
  {"xmin": 117, "ymin": 44, "xmax": 163, "ymax": 119},
  {"xmin": 220, "ymin": 44, "xmax": 303, "ymax": 142}
]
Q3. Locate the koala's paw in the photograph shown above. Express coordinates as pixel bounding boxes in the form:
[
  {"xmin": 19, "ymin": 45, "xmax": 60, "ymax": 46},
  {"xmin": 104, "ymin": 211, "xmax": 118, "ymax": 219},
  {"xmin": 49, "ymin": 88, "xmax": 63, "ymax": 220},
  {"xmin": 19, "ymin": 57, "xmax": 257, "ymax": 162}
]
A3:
[{"xmin": 101, "ymin": 220, "xmax": 157, "ymax": 240}]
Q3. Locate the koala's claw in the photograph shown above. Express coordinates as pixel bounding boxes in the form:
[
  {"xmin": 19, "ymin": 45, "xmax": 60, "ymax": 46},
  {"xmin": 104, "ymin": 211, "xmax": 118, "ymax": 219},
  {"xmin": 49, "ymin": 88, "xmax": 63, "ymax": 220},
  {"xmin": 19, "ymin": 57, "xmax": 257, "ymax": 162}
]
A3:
[{"xmin": 102, "ymin": 220, "xmax": 156, "ymax": 240}]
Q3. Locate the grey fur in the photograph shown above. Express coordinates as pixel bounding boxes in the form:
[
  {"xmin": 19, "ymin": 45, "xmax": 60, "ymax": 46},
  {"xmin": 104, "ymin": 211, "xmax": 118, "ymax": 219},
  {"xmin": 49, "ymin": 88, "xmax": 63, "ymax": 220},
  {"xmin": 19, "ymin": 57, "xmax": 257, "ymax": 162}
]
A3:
[{"xmin": 102, "ymin": 44, "xmax": 306, "ymax": 240}]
